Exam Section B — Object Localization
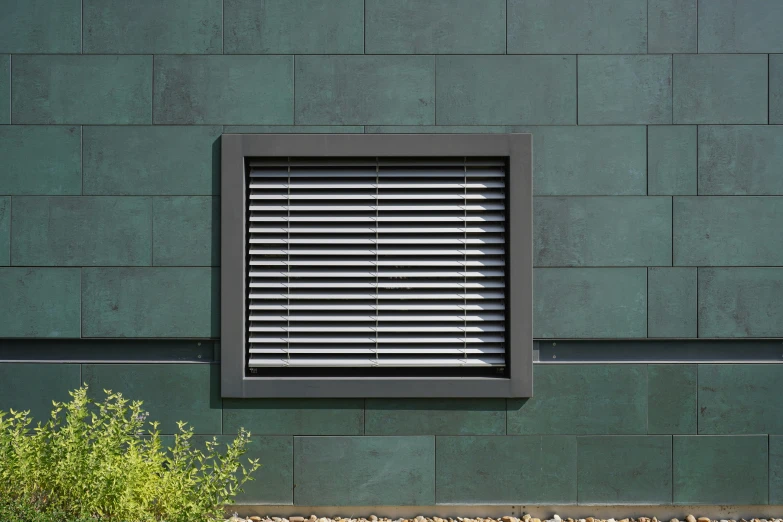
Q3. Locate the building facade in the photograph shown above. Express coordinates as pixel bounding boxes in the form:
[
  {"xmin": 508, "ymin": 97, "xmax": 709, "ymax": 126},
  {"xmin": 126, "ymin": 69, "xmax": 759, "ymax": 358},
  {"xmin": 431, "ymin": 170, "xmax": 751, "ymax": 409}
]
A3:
[{"xmin": 1, "ymin": 0, "xmax": 783, "ymax": 510}]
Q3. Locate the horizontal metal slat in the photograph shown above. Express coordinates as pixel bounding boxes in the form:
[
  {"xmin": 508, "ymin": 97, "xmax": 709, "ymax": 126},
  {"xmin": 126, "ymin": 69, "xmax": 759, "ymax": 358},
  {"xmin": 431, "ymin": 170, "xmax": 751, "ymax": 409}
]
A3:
[
  {"xmin": 248, "ymin": 314, "xmax": 505, "ymax": 322},
  {"xmin": 249, "ymin": 347, "xmax": 505, "ymax": 355},
  {"xmin": 247, "ymin": 357, "xmax": 506, "ymax": 367}
]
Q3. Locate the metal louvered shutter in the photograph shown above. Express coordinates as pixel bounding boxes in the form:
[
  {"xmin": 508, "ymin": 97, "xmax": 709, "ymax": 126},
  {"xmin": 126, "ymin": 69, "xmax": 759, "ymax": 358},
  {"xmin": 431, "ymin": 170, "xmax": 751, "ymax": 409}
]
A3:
[{"xmin": 246, "ymin": 158, "xmax": 508, "ymax": 376}]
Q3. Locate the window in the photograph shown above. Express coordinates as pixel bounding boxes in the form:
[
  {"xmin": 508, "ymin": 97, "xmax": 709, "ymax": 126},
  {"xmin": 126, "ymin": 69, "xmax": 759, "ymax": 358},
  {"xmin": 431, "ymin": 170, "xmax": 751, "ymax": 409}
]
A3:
[{"xmin": 221, "ymin": 134, "xmax": 532, "ymax": 398}]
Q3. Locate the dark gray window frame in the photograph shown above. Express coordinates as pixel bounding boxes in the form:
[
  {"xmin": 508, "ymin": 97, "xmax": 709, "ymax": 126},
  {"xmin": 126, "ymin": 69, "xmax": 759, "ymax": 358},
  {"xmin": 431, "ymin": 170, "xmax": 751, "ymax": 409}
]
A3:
[{"xmin": 221, "ymin": 133, "xmax": 532, "ymax": 398}]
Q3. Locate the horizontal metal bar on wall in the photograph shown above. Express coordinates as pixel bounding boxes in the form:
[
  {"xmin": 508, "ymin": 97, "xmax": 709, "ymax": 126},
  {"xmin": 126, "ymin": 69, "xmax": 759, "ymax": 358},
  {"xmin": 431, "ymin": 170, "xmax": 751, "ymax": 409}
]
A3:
[
  {"xmin": 0, "ymin": 340, "xmax": 218, "ymax": 363},
  {"xmin": 534, "ymin": 339, "xmax": 783, "ymax": 364},
  {"xmin": 232, "ymin": 505, "xmax": 782, "ymax": 520},
  {"xmin": 0, "ymin": 339, "xmax": 782, "ymax": 364}
]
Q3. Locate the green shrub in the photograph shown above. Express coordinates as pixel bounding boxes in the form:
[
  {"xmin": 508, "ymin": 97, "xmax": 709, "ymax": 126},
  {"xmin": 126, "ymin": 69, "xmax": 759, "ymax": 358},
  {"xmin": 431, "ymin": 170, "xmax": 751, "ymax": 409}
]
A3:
[
  {"xmin": 0, "ymin": 386, "xmax": 260, "ymax": 522},
  {"xmin": 0, "ymin": 497, "xmax": 95, "ymax": 522}
]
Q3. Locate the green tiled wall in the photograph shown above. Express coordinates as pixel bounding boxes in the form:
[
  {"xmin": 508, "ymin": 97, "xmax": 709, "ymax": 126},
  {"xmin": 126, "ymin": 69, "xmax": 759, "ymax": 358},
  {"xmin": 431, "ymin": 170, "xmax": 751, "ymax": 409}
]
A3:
[{"xmin": 2, "ymin": 0, "xmax": 783, "ymax": 507}]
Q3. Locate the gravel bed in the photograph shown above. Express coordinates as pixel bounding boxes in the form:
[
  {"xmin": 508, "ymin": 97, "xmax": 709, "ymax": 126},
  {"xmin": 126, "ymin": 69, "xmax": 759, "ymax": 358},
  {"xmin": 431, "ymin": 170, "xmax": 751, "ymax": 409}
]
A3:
[{"xmin": 226, "ymin": 515, "xmax": 783, "ymax": 522}]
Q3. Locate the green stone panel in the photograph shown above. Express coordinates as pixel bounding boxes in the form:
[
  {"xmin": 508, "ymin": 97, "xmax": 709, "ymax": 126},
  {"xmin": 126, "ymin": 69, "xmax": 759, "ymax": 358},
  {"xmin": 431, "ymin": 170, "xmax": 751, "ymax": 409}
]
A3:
[
  {"xmin": 699, "ymin": 0, "xmax": 783, "ymax": 53},
  {"xmin": 577, "ymin": 436, "xmax": 672, "ymax": 504},
  {"xmin": 648, "ymin": 125, "xmax": 697, "ymax": 195},
  {"xmin": 772, "ymin": 56, "xmax": 783, "ymax": 124},
  {"xmin": 224, "ymin": 0, "xmax": 363, "ymax": 54},
  {"xmin": 698, "ymin": 365, "xmax": 783, "ymax": 435},
  {"xmin": 83, "ymin": 126, "xmax": 221, "ymax": 196},
  {"xmin": 224, "ymin": 126, "xmax": 364, "ymax": 134},
  {"xmin": 12, "ymin": 197, "xmax": 152, "ymax": 266},
  {"xmin": 699, "ymin": 268, "xmax": 783, "ymax": 337},
  {"xmin": 293, "ymin": 436, "xmax": 435, "ymax": 505},
  {"xmin": 0, "ymin": 0, "xmax": 80, "ymax": 53},
  {"xmin": 513, "ymin": 126, "xmax": 646, "ymax": 196},
  {"xmin": 772, "ymin": 436, "xmax": 783, "ymax": 504},
  {"xmin": 648, "ymin": 268, "xmax": 697, "ymax": 338},
  {"xmin": 436, "ymin": 56, "xmax": 575, "ymax": 125},
  {"xmin": 365, "ymin": 0, "xmax": 505, "ymax": 54},
  {"xmin": 83, "ymin": 0, "xmax": 221, "ymax": 54},
  {"xmin": 157, "ymin": 435, "xmax": 293, "ymax": 505},
  {"xmin": 507, "ymin": 365, "xmax": 647, "ymax": 435},
  {"xmin": 0, "ymin": 55, "xmax": 8, "ymax": 124},
  {"xmin": 229, "ymin": 435, "xmax": 293, "ymax": 505},
  {"xmin": 295, "ymin": 56, "xmax": 434, "ymax": 125},
  {"xmin": 0, "ymin": 198, "xmax": 8, "ymax": 265},
  {"xmin": 699, "ymin": 125, "xmax": 783, "ymax": 195},
  {"xmin": 0, "ymin": 363, "xmax": 80, "ymax": 422},
  {"xmin": 373, "ymin": 126, "xmax": 645, "ymax": 195},
  {"xmin": 82, "ymin": 364, "xmax": 221, "ymax": 434},
  {"xmin": 366, "ymin": 126, "xmax": 508, "ymax": 134},
  {"xmin": 648, "ymin": 364, "xmax": 697, "ymax": 434},
  {"xmin": 153, "ymin": 197, "xmax": 218, "ymax": 266},
  {"xmin": 0, "ymin": 126, "xmax": 81, "ymax": 195},
  {"xmin": 436, "ymin": 436, "xmax": 577, "ymax": 504},
  {"xmin": 507, "ymin": 0, "xmax": 647, "ymax": 54},
  {"xmin": 12, "ymin": 55, "xmax": 152, "ymax": 124},
  {"xmin": 673, "ymin": 435, "xmax": 768, "ymax": 504},
  {"xmin": 153, "ymin": 56, "xmax": 293, "ymax": 125},
  {"xmin": 534, "ymin": 268, "xmax": 647, "ymax": 338},
  {"xmin": 675, "ymin": 197, "xmax": 783, "ymax": 266},
  {"xmin": 578, "ymin": 55, "xmax": 672, "ymax": 125},
  {"xmin": 81, "ymin": 268, "xmax": 218, "ymax": 338},
  {"xmin": 648, "ymin": 0, "xmax": 697, "ymax": 53},
  {"xmin": 0, "ymin": 268, "xmax": 80, "ymax": 337},
  {"xmin": 673, "ymin": 54, "xmax": 768, "ymax": 124},
  {"xmin": 222, "ymin": 399, "xmax": 364, "ymax": 436},
  {"xmin": 364, "ymin": 399, "xmax": 505, "ymax": 435},
  {"xmin": 534, "ymin": 197, "xmax": 672, "ymax": 267}
]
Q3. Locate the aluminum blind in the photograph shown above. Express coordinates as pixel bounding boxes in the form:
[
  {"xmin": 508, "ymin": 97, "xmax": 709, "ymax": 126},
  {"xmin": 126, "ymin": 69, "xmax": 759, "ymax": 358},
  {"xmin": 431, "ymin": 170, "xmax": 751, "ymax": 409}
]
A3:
[{"xmin": 246, "ymin": 158, "xmax": 508, "ymax": 372}]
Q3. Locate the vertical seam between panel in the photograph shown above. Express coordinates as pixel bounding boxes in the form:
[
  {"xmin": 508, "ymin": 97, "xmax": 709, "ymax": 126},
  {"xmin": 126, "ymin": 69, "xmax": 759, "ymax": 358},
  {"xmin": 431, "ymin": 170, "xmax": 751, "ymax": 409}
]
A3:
[
  {"xmin": 769, "ymin": 54, "xmax": 771, "ymax": 124},
  {"xmin": 292, "ymin": 436, "xmax": 296, "ymax": 505},
  {"xmin": 221, "ymin": 0, "xmax": 224, "ymax": 54},
  {"xmin": 575, "ymin": 55, "xmax": 579, "ymax": 125},
  {"xmin": 696, "ymin": 0, "xmax": 700, "ymax": 54},
  {"xmin": 646, "ymin": 0, "xmax": 649, "ymax": 54},
  {"xmin": 696, "ymin": 266, "xmax": 701, "ymax": 340},
  {"xmin": 646, "ymin": 125, "xmax": 649, "ymax": 195},
  {"xmin": 293, "ymin": 56, "xmax": 296, "ymax": 125},
  {"xmin": 505, "ymin": 0, "xmax": 508, "ymax": 54},
  {"xmin": 695, "ymin": 360, "xmax": 699, "ymax": 436},
  {"xmin": 81, "ymin": 126, "xmax": 84, "ymax": 195},
  {"xmin": 151, "ymin": 55, "xmax": 155, "ymax": 124},
  {"xmin": 671, "ymin": 196, "xmax": 674, "ymax": 266},
  {"xmin": 575, "ymin": 434, "xmax": 579, "ymax": 504},
  {"xmin": 645, "ymin": 266, "xmax": 649, "ymax": 337},
  {"xmin": 79, "ymin": 268, "xmax": 83, "ymax": 339},
  {"xmin": 433, "ymin": 435, "xmax": 437, "ymax": 504},
  {"xmin": 696, "ymin": 125, "xmax": 699, "ymax": 195},
  {"xmin": 671, "ymin": 55, "xmax": 674, "ymax": 124},
  {"xmin": 434, "ymin": 56, "xmax": 437, "ymax": 125},
  {"xmin": 81, "ymin": 0, "xmax": 84, "ymax": 53},
  {"xmin": 150, "ymin": 198, "xmax": 155, "ymax": 266},
  {"xmin": 365, "ymin": 0, "xmax": 367, "ymax": 53},
  {"xmin": 8, "ymin": 54, "xmax": 12, "ymax": 123},
  {"xmin": 646, "ymin": 268, "xmax": 650, "ymax": 337},
  {"xmin": 8, "ymin": 196, "xmax": 11, "ymax": 265},
  {"xmin": 671, "ymin": 434, "xmax": 674, "ymax": 502},
  {"xmin": 645, "ymin": 364, "xmax": 649, "ymax": 433}
]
